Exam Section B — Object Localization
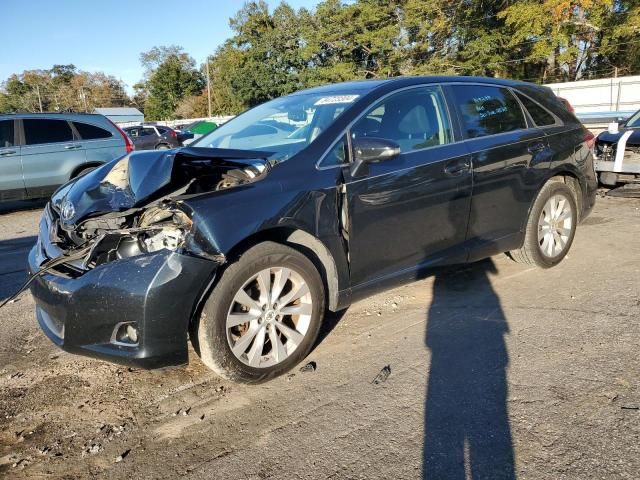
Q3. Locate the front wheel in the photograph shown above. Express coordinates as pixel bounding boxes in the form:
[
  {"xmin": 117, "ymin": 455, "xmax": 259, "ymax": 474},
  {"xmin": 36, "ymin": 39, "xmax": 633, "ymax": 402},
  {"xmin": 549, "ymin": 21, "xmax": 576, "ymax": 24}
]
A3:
[
  {"xmin": 509, "ymin": 180, "xmax": 578, "ymax": 268},
  {"xmin": 194, "ymin": 242, "xmax": 325, "ymax": 383}
]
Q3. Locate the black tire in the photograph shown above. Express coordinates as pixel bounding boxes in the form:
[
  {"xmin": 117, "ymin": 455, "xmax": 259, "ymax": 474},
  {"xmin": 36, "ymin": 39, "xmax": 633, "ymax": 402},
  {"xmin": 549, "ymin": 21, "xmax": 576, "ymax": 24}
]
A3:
[
  {"xmin": 509, "ymin": 179, "xmax": 578, "ymax": 268},
  {"xmin": 155, "ymin": 143, "xmax": 170, "ymax": 150},
  {"xmin": 73, "ymin": 166, "xmax": 98, "ymax": 178},
  {"xmin": 194, "ymin": 241, "xmax": 325, "ymax": 383}
]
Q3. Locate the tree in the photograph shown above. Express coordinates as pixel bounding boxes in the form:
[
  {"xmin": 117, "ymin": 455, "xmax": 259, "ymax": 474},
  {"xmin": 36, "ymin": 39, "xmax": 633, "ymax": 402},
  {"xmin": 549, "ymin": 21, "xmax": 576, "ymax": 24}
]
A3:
[{"xmin": 137, "ymin": 45, "xmax": 204, "ymax": 120}]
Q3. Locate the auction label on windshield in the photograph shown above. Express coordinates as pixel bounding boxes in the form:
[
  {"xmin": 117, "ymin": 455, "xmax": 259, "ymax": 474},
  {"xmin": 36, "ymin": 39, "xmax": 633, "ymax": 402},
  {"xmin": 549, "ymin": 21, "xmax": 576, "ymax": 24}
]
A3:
[{"xmin": 314, "ymin": 95, "xmax": 360, "ymax": 105}]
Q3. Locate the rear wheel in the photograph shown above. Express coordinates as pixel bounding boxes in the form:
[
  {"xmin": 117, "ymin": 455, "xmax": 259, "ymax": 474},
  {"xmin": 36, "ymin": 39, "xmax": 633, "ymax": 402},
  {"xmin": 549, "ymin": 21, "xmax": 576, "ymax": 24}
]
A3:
[
  {"xmin": 73, "ymin": 166, "xmax": 98, "ymax": 178},
  {"xmin": 155, "ymin": 143, "xmax": 170, "ymax": 150},
  {"xmin": 509, "ymin": 180, "xmax": 577, "ymax": 268},
  {"xmin": 194, "ymin": 242, "xmax": 325, "ymax": 383}
]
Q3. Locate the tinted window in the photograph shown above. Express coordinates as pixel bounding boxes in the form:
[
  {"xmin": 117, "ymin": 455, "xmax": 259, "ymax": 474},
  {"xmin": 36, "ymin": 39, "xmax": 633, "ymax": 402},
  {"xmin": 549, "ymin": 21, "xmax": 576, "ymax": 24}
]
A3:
[
  {"xmin": 452, "ymin": 85, "xmax": 526, "ymax": 138},
  {"xmin": 24, "ymin": 119, "xmax": 73, "ymax": 145},
  {"xmin": 515, "ymin": 92, "xmax": 556, "ymax": 126},
  {"xmin": 0, "ymin": 120, "xmax": 14, "ymax": 148},
  {"xmin": 156, "ymin": 126, "xmax": 168, "ymax": 134},
  {"xmin": 352, "ymin": 86, "xmax": 452, "ymax": 153},
  {"xmin": 73, "ymin": 122, "xmax": 112, "ymax": 140},
  {"xmin": 141, "ymin": 128, "xmax": 155, "ymax": 136}
]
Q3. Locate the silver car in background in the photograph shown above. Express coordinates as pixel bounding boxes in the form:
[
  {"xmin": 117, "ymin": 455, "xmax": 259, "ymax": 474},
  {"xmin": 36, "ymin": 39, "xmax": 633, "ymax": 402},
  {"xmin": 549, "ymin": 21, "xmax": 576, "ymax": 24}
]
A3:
[{"xmin": 0, "ymin": 113, "xmax": 133, "ymax": 202}]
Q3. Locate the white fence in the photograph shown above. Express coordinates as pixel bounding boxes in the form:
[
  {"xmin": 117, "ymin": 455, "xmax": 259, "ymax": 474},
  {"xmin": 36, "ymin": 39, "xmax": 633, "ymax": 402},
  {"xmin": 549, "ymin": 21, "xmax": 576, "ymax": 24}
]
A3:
[
  {"xmin": 115, "ymin": 115, "xmax": 235, "ymax": 128},
  {"xmin": 544, "ymin": 75, "xmax": 640, "ymax": 113}
]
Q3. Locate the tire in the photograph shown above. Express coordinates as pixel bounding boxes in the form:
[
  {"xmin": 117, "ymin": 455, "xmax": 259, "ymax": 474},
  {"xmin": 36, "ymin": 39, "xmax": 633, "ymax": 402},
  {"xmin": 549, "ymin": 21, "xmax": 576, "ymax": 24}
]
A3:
[
  {"xmin": 155, "ymin": 144, "xmax": 170, "ymax": 150},
  {"xmin": 509, "ymin": 179, "xmax": 578, "ymax": 268},
  {"xmin": 73, "ymin": 166, "xmax": 97, "ymax": 178},
  {"xmin": 194, "ymin": 241, "xmax": 325, "ymax": 383}
]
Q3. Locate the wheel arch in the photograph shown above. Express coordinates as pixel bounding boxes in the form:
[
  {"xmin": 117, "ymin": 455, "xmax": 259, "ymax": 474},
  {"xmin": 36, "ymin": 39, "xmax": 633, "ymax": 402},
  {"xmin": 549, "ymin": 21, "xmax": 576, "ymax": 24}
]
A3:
[
  {"xmin": 546, "ymin": 168, "xmax": 584, "ymax": 221},
  {"xmin": 219, "ymin": 227, "xmax": 342, "ymax": 312},
  {"xmin": 70, "ymin": 161, "xmax": 103, "ymax": 179}
]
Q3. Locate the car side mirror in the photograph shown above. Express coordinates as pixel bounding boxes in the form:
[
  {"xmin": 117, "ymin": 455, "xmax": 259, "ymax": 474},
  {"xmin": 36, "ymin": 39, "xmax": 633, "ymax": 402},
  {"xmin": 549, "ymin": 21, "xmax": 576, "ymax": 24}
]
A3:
[{"xmin": 350, "ymin": 137, "xmax": 400, "ymax": 177}]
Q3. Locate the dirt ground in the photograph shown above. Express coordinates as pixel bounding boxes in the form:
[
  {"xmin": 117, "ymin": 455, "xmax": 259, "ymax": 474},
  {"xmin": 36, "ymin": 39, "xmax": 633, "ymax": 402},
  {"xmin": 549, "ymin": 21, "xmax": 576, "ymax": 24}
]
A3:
[{"xmin": 0, "ymin": 195, "xmax": 639, "ymax": 479}]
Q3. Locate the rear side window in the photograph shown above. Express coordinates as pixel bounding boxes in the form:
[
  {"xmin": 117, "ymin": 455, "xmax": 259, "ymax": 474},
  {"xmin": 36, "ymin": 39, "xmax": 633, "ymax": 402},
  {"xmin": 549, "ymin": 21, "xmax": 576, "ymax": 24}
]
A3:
[
  {"xmin": 514, "ymin": 92, "xmax": 556, "ymax": 126},
  {"xmin": 156, "ymin": 127, "xmax": 167, "ymax": 134},
  {"xmin": 141, "ymin": 127, "xmax": 156, "ymax": 136},
  {"xmin": 0, "ymin": 120, "xmax": 14, "ymax": 147},
  {"xmin": 452, "ymin": 85, "xmax": 526, "ymax": 138},
  {"xmin": 24, "ymin": 119, "xmax": 74, "ymax": 145},
  {"xmin": 73, "ymin": 121, "xmax": 112, "ymax": 140}
]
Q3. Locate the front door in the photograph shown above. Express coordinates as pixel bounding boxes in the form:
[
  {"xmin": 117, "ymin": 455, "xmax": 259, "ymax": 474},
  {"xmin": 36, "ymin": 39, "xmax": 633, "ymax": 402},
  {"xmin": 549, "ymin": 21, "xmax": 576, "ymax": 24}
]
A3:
[
  {"xmin": 345, "ymin": 86, "xmax": 473, "ymax": 291},
  {"xmin": 0, "ymin": 119, "xmax": 25, "ymax": 201}
]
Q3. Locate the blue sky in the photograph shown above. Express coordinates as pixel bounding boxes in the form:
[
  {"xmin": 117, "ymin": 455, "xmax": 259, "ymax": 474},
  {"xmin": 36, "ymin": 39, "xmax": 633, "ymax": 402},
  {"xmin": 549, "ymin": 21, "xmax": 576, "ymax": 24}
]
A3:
[{"xmin": 1, "ymin": 0, "xmax": 318, "ymax": 91}]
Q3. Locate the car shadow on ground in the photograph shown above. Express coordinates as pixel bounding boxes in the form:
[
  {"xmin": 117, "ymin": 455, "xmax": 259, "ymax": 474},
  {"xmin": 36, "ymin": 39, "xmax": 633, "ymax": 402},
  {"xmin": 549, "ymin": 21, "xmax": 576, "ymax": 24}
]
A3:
[
  {"xmin": 422, "ymin": 258, "xmax": 515, "ymax": 479},
  {"xmin": 0, "ymin": 235, "xmax": 37, "ymax": 302}
]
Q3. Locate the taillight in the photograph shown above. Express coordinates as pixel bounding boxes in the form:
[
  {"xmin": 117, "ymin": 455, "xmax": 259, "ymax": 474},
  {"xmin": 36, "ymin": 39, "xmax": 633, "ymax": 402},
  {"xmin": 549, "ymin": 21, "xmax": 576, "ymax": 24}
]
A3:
[
  {"xmin": 107, "ymin": 118, "xmax": 135, "ymax": 153},
  {"xmin": 170, "ymin": 130, "xmax": 177, "ymax": 139},
  {"xmin": 584, "ymin": 129, "xmax": 595, "ymax": 150}
]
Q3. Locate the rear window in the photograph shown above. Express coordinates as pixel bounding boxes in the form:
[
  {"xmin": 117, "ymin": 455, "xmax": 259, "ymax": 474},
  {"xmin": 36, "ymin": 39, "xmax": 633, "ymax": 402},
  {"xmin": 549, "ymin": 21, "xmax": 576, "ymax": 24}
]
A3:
[
  {"xmin": 24, "ymin": 119, "xmax": 74, "ymax": 145},
  {"xmin": 515, "ymin": 92, "xmax": 556, "ymax": 126},
  {"xmin": 0, "ymin": 120, "xmax": 14, "ymax": 148},
  {"xmin": 452, "ymin": 85, "xmax": 526, "ymax": 138},
  {"xmin": 73, "ymin": 121, "xmax": 112, "ymax": 140}
]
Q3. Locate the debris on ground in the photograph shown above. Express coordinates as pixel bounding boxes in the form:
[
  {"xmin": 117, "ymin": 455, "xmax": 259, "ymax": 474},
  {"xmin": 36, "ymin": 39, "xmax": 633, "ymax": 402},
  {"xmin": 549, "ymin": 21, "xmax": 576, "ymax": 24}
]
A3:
[
  {"xmin": 115, "ymin": 449, "xmax": 131, "ymax": 463},
  {"xmin": 299, "ymin": 361, "xmax": 317, "ymax": 373},
  {"xmin": 372, "ymin": 365, "xmax": 391, "ymax": 385},
  {"xmin": 621, "ymin": 405, "xmax": 639, "ymax": 410}
]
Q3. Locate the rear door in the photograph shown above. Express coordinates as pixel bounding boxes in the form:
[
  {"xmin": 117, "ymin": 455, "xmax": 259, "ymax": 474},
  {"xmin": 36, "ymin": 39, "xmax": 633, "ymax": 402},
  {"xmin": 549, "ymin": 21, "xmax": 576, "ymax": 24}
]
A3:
[
  {"xmin": 72, "ymin": 119, "xmax": 125, "ymax": 164},
  {"xmin": 0, "ymin": 119, "xmax": 25, "ymax": 201},
  {"xmin": 448, "ymin": 84, "xmax": 550, "ymax": 260},
  {"xmin": 20, "ymin": 118, "xmax": 86, "ymax": 198},
  {"xmin": 140, "ymin": 127, "xmax": 159, "ymax": 149},
  {"xmin": 344, "ymin": 85, "xmax": 473, "ymax": 289}
]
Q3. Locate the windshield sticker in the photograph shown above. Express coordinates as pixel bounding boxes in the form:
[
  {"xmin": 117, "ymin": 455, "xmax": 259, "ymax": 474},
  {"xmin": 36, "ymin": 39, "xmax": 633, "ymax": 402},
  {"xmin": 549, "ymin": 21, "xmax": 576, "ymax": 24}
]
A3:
[{"xmin": 314, "ymin": 95, "xmax": 360, "ymax": 106}]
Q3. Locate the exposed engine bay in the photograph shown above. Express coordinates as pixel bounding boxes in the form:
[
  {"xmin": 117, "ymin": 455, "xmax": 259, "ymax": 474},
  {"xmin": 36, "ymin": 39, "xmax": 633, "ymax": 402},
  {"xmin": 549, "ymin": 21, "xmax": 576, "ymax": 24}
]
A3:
[{"xmin": 44, "ymin": 148, "xmax": 271, "ymax": 274}]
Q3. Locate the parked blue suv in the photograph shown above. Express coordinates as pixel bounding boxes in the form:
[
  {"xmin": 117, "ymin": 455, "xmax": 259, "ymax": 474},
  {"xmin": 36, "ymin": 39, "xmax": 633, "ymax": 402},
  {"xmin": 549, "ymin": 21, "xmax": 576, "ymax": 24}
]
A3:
[{"xmin": 0, "ymin": 113, "xmax": 133, "ymax": 202}]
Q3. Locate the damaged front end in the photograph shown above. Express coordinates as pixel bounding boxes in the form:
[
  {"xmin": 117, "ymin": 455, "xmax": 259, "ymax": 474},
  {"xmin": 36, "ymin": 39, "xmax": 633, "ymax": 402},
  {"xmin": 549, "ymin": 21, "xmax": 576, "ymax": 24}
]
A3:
[
  {"xmin": 595, "ymin": 129, "xmax": 640, "ymax": 185},
  {"xmin": 26, "ymin": 147, "xmax": 272, "ymax": 368}
]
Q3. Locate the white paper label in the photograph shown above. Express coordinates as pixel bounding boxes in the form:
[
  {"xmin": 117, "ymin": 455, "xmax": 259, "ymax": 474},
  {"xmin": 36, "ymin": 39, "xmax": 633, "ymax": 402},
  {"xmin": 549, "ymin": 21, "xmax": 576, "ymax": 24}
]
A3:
[{"xmin": 314, "ymin": 95, "xmax": 359, "ymax": 106}]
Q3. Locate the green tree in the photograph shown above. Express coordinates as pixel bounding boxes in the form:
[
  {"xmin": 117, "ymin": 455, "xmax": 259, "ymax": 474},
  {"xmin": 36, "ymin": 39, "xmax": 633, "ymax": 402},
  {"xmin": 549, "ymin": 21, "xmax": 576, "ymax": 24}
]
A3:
[{"xmin": 139, "ymin": 45, "xmax": 204, "ymax": 120}]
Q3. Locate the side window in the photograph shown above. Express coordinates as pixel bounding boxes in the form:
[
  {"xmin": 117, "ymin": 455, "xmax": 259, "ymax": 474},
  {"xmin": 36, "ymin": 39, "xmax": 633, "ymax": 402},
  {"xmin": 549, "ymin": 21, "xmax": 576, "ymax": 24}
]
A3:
[
  {"xmin": 321, "ymin": 135, "xmax": 349, "ymax": 167},
  {"xmin": 0, "ymin": 120, "xmax": 14, "ymax": 148},
  {"xmin": 351, "ymin": 87, "xmax": 452, "ymax": 153},
  {"xmin": 156, "ymin": 127, "xmax": 167, "ymax": 134},
  {"xmin": 73, "ymin": 122, "xmax": 112, "ymax": 140},
  {"xmin": 452, "ymin": 85, "xmax": 526, "ymax": 138},
  {"xmin": 24, "ymin": 119, "xmax": 74, "ymax": 145},
  {"xmin": 514, "ymin": 92, "xmax": 556, "ymax": 126},
  {"xmin": 141, "ymin": 127, "xmax": 156, "ymax": 137}
]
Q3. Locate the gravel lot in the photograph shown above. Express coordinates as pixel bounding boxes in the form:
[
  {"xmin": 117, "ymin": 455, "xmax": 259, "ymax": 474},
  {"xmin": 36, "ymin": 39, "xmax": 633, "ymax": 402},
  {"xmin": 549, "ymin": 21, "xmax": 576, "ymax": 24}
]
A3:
[{"xmin": 0, "ymin": 195, "xmax": 639, "ymax": 479}]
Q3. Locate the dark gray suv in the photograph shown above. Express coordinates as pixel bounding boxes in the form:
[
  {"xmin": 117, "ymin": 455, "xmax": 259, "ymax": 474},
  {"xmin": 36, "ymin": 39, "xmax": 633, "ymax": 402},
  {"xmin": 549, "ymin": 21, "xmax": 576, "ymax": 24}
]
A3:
[
  {"xmin": 122, "ymin": 125, "xmax": 181, "ymax": 150},
  {"xmin": 0, "ymin": 113, "xmax": 133, "ymax": 202}
]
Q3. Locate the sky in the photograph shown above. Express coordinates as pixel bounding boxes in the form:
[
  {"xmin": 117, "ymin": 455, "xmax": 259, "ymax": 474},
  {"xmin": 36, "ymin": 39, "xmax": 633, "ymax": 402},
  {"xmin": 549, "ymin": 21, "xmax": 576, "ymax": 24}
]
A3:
[{"xmin": 0, "ymin": 0, "xmax": 318, "ymax": 91}]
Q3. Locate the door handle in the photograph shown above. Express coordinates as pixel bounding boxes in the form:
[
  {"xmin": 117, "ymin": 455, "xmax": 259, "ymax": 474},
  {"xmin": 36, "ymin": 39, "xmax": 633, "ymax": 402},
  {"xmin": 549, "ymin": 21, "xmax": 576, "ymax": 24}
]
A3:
[
  {"xmin": 64, "ymin": 144, "xmax": 82, "ymax": 150},
  {"xmin": 444, "ymin": 160, "xmax": 471, "ymax": 176},
  {"xmin": 0, "ymin": 150, "xmax": 17, "ymax": 156},
  {"xmin": 527, "ymin": 141, "xmax": 546, "ymax": 154}
]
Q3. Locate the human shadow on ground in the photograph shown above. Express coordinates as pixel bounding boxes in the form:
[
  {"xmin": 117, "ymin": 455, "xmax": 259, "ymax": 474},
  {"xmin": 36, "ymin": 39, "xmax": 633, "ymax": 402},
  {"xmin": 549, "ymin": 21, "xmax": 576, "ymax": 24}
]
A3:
[{"xmin": 422, "ymin": 258, "xmax": 515, "ymax": 479}]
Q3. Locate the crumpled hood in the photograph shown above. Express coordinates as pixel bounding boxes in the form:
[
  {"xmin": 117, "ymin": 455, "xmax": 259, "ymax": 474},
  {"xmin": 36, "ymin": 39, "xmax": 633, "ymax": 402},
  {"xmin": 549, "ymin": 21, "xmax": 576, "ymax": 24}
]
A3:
[
  {"xmin": 54, "ymin": 147, "xmax": 271, "ymax": 225},
  {"xmin": 597, "ymin": 127, "xmax": 640, "ymax": 145}
]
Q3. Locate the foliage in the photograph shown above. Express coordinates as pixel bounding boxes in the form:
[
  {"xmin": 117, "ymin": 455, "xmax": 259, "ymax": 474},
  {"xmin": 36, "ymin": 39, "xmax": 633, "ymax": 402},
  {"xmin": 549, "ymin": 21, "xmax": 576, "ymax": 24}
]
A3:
[
  {"xmin": 0, "ymin": 64, "xmax": 127, "ymax": 113},
  {"xmin": 138, "ymin": 45, "xmax": 205, "ymax": 120}
]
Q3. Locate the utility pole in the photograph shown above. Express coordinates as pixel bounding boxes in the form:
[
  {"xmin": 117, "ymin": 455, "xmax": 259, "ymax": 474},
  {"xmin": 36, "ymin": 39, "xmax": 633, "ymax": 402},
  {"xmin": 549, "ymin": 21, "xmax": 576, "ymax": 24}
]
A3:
[
  {"xmin": 206, "ymin": 57, "xmax": 212, "ymax": 118},
  {"xmin": 35, "ymin": 85, "xmax": 43, "ymax": 112}
]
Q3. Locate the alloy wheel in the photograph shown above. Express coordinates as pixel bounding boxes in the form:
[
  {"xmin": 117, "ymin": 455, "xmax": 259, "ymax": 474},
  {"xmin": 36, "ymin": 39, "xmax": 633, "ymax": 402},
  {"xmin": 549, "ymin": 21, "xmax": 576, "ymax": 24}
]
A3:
[
  {"xmin": 226, "ymin": 267, "xmax": 313, "ymax": 368},
  {"xmin": 537, "ymin": 193, "xmax": 573, "ymax": 258}
]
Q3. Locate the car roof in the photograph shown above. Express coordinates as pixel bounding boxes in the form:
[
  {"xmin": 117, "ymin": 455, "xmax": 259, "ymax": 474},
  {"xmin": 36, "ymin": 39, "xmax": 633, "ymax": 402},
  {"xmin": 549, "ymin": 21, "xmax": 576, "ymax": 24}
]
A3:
[
  {"xmin": 0, "ymin": 112, "xmax": 110, "ymax": 122},
  {"xmin": 290, "ymin": 75, "xmax": 537, "ymax": 96}
]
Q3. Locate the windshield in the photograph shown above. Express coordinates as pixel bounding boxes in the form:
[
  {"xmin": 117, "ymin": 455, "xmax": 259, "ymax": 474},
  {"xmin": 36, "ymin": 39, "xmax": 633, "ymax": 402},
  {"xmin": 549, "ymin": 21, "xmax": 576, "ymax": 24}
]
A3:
[
  {"xmin": 626, "ymin": 109, "xmax": 640, "ymax": 128},
  {"xmin": 194, "ymin": 92, "xmax": 361, "ymax": 161}
]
